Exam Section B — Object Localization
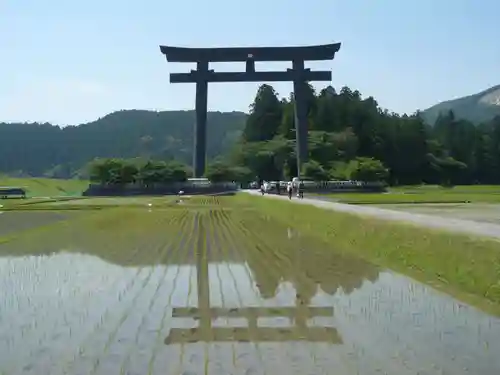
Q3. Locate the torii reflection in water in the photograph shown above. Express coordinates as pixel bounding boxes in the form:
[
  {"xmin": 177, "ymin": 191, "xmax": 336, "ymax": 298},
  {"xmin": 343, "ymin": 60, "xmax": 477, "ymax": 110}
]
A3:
[
  {"xmin": 165, "ymin": 252, "xmax": 339, "ymax": 344},
  {"xmin": 165, "ymin": 216, "xmax": 379, "ymax": 345}
]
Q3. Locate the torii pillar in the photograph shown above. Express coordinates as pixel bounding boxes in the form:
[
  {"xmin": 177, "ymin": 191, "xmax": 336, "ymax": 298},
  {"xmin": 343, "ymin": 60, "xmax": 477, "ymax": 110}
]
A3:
[
  {"xmin": 292, "ymin": 59, "xmax": 310, "ymax": 176},
  {"xmin": 194, "ymin": 61, "xmax": 209, "ymax": 178}
]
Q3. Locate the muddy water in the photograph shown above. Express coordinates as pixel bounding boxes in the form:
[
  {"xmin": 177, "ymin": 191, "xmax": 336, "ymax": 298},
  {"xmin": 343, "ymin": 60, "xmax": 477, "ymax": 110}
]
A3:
[{"xmin": 0, "ymin": 211, "xmax": 499, "ymax": 374}]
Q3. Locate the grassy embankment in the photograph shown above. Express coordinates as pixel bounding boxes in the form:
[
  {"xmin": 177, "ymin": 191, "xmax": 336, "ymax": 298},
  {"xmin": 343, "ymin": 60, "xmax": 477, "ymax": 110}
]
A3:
[
  {"xmin": 0, "ymin": 177, "xmax": 89, "ymax": 209},
  {"xmin": 0, "ymin": 177, "xmax": 183, "ymax": 211},
  {"xmin": 232, "ymin": 193, "xmax": 500, "ymax": 316},
  {"xmin": 0, "ymin": 177, "xmax": 88, "ymax": 197},
  {"xmin": 319, "ymin": 184, "xmax": 500, "ymax": 204}
]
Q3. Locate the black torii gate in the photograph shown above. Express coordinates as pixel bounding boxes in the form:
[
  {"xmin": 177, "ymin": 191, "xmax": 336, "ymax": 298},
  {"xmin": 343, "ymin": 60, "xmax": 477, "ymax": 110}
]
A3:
[{"xmin": 159, "ymin": 43, "xmax": 341, "ymax": 177}]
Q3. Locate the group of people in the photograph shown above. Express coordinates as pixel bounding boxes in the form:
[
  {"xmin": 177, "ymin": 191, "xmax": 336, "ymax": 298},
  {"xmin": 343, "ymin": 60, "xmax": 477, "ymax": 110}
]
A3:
[{"xmin": 260, "ymin": 180, "xmax": 304, "ymax": 200}]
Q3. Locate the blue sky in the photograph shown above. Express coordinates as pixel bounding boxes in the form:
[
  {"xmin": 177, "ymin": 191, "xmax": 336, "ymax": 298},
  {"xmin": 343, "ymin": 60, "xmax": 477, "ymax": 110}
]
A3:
[{"xmin": 1, "ymin": 0, "xmax": 499, "ymax": 125}]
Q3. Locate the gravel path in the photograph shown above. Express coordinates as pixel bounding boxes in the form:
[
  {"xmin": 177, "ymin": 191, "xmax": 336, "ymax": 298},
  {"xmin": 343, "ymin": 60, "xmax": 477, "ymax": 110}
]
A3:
[{"xmin": 242, "ymin": 190, "xmax": 500, "ymax": 240}]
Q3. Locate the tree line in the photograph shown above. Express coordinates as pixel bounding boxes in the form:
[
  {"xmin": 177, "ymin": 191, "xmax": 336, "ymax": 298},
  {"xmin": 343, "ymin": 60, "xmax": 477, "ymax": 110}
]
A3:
[
  {"xmin": 213, "ymin": 84, "xmax": 500, "ymax": 185},
  {"xmin": 83, "ymin": 84, "xmax": 500, "ymax": 186},
  {"xmin": 87, "ymin": 158, "xmax": 191, "ymax": 186}
]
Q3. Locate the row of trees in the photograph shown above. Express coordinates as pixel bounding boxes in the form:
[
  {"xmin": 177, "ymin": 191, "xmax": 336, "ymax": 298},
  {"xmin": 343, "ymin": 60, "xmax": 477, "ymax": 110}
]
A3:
[
  {"xmin": 88, "ymin": 154, "xmax": 388, "ymax": 185},
  {"xmin": 87, "ymin": 157, "xmax": 256, "ymax": 185},
  {"xmin": 88, "ymin": 84, "xmax": 500, "ymax": 186},
  {"xmin": 88, "ymin": 158, "xmax": 191, "ymax": 185},
  {"xmin": 217, "ymin": 84, "xmax": 500, "ymax": 185}
]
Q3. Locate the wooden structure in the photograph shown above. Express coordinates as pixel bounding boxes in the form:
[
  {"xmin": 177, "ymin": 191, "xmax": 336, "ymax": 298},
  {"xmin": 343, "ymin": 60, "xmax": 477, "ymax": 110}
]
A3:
[{"xmin": 160, "ymin": 43, "xmax": 341, "ymax": 177}]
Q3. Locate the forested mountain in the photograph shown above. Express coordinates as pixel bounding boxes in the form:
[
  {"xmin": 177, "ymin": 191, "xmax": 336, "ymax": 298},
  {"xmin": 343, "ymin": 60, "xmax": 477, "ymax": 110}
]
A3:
[
  {"xmin": 2, "ymin": 84, "xmax": 500, "ymax": 185},
  {"xmin": 0, "ymin": 110, "xmax": 246, "ymax": 177},
  {"xmin": 209, "ymin": 84, "xmax": 500, "ymax": 185},
  {"xmin": 421, "ymin": 85, "xmax": 500, "ymax": 125}
]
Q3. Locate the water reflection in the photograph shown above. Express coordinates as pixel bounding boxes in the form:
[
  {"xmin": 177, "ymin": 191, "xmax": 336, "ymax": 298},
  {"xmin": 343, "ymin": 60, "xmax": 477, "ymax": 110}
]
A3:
[
  {"xmin": 164, "ymin": 217, "xmax": 355, "ymax": 346},
  {"xmin": 0, "ymin": 210, "xmax": 500, "ymax": 374}
]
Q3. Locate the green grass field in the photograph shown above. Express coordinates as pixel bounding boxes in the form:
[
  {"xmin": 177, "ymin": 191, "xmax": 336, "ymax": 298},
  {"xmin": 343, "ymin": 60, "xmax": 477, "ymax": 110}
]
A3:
[
  {"xmin": 319, "ymin": 184, "xmax": 500, "ymax": 204},
  {"xmin": 0, "ymin": 177, "xmax": 89, "ymax": 209},
  {"xmin": 0, "ymin": 177, "xmax": 88, "ymax": 197}
]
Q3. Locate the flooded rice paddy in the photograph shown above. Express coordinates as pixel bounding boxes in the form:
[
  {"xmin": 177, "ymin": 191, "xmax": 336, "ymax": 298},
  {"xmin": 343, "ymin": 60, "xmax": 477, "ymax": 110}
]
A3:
[
  {"xmin": 1, "ymin": 198, "xmax": 500, "ymax": 374},
  {"xmin": 0, "ymin": 211, "xmax": 75, "ymax": 237}
]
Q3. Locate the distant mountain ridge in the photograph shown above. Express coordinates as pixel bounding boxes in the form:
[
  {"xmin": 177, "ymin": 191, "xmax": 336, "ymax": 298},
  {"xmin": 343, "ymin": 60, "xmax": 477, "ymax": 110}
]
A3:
[
  {"xmin": 0, "ymin": 109, "xmax": 247, "ymax": 177},
  {"xmin": 421, "ymin": 85, "xmax": 500, "ymax": 125}
]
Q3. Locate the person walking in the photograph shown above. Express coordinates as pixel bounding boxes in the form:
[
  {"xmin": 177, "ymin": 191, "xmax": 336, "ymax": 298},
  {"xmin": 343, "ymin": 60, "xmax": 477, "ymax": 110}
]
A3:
[
  {"xmin": 298, "ymin": 181, "xmax": 304, "ymax": 199},
  {"xmin": 287, "ymin": 181, "xmax": 293, "ymax": 200}
]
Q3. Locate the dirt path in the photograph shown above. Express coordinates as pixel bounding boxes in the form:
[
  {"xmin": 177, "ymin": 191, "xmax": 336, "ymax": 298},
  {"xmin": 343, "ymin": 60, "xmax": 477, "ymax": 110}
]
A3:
[{"xmin": 243, "ymin": 190, "xmax": 500, "ymax": 240}]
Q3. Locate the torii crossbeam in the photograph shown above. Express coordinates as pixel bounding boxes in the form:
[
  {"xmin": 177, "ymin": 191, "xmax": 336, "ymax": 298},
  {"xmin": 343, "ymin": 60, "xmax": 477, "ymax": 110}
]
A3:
[{"xmin": 160, "ymin": 43, "xmax": 341, "ymax": 177}]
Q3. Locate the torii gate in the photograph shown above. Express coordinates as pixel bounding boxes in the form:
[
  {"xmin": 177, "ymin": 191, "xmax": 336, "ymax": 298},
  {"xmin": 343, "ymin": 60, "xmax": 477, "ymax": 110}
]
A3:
[{"xmin": 159, "ymin": 43, "xmax": 341, "ymax": 177}]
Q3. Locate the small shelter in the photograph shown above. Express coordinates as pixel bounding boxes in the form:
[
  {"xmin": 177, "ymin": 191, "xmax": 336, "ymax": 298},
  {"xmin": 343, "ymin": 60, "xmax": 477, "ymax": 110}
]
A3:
[{"xmin": 0, "ymin": 187, "xmax": 26, "ymax": 199}]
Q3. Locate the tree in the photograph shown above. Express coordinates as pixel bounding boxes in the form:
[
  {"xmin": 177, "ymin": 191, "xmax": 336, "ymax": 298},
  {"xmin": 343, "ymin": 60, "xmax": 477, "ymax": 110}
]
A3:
[
  {"xmin": 347, "ymin": 157, "xmax": 389, "ymax": 182},
  {"xmin": 117, "ymin": 161, "xmax": 139, "ymax": 184},
  {"xmin": 384, "ymin": 114, "xmax": 430, "ymax": 185},
  {"xmin": 205, "ymin": 162, "xmax": 253, "ymax": 183},
  {"xmin": 230, "ymin": 166, "xmax": 253, "ymax": 183},
  {"xmin": 314, "ymin": 86, "xmax": 341, "ymax": 132},
  {"xmin": 231, "ymin": 138, "xmax": 292, "ymax": 182},
  {"xmin": 308, "ymin": 131, "xmax": 338, "ymax": 167},
  {"xmin": 308, "ymin": 129, "xmax": 359, "ymax": 167},
  {"xmin": 163, "ymin": 161, "xmax": 189, "ymax": 183},
  {"xmin": 301, "ymin": 160, "xmax": 329, "ymax": 181},
  {"xmin": 279, "ymin": 97, "xmax": 295, "ymax": 139},
  {"xmin": 329, "ymin": 161, "xmax": 351, "ymax": 180},
  {"xmin": 87, "ymin": 158, "xmax": 188, "ymax": 185},
  {"xmin": 137, "ymin": 160, "xmax": 164, "ymax": 186},
  {"xmin": 88, "ymin": 158, "xmax": 131, "ymax": 185},
  {"xmin": 242, "ymin": 84, "xmax": 283, "ymax": 142},
  {"xmin": 426, "ymin": 154, "xmax": 467, "ymax": 187},
  {"xmin": 205, "ymin": 162, "xmax": 235, "ymax": 183}
]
